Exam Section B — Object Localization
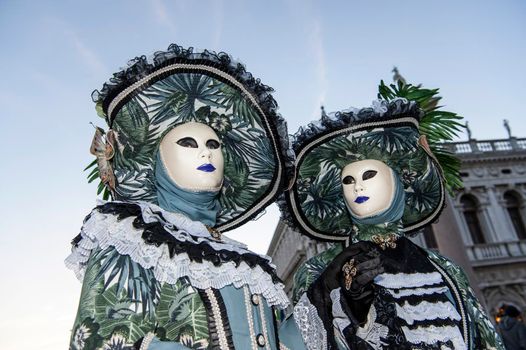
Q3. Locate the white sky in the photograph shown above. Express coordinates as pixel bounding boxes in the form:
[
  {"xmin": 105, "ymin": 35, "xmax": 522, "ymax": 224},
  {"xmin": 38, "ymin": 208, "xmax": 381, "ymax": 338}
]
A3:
[{"xmin": 1, "ymin": 1, "xmax": 525, "ymax": 349}]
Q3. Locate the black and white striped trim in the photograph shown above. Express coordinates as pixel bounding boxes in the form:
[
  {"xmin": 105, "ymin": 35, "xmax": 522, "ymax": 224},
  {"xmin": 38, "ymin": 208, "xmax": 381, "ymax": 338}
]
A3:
[{"xmin": 199, "ymin": 288, "xmax": 235, "ymax": 350}]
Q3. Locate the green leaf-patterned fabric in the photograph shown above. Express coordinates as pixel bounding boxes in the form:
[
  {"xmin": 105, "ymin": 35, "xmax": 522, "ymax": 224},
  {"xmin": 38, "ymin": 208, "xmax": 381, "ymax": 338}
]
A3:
[
  {"xmin": 69, "ymin": 247, "xmax": 210, "ymax": 350},
  {"xmin": 426, "ymin": 249, "xmax": 506, "ymax": 350},
  {"xmin": 91, "ymin": 45, "xmax": 293, "ymax": 233},
  {"xmin": 283, "ymin": 99, "xmax": 445, "ymax": 242},
  {"xmin": 110, "ymin": 74, "xmax": 277, "ymax": 226}
]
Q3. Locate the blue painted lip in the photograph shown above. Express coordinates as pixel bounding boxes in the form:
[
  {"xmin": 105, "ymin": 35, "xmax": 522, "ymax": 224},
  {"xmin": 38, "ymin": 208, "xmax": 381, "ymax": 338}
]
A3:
[
  {"xmin": 354, "ymin": 196, "xmax": 369, "ymax": 204},
  {"xmin": 197, "ymin": 163, "xmax": 216, "ymax": 172}
]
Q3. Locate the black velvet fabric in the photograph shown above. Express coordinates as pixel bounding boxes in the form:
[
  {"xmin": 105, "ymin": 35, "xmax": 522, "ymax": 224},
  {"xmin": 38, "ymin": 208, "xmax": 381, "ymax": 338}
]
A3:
[{"xmin": 309, "ymin": 238, "xmax": 467, "ymax": 349}]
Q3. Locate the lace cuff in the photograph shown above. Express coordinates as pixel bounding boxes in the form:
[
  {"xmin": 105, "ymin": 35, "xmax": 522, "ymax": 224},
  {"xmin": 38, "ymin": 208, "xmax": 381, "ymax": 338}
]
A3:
[
  {"xmin": 330, "ymin": 289, "xmax": 351, "ymax": 331},
  {"xmin": 355, "ymin": 305, "xmax": 389, "ymax": 349},
  {"xmin": 293, "ymin": 294, "xmax": 328, "ymax": 350}
]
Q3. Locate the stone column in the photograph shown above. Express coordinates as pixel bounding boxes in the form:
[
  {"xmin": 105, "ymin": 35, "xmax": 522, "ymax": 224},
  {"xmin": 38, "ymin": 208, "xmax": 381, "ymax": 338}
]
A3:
[
  {"xmin": 486, "ymin": 186, "xmax": 516, "ymax": 241},
  {"xmin": 434, "ymin": 195, "xmax": 484, "ymax": 301}
]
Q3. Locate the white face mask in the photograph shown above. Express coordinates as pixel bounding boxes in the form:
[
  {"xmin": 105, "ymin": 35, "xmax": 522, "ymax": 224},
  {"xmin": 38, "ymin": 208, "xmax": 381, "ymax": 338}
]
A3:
[
  {"xmin": 159, "ymin": 122, "xmax": 224, "ymax": 191},
  {"xmin": 341, "ymin": 159, "xmax": 396, "ymax": 218}
]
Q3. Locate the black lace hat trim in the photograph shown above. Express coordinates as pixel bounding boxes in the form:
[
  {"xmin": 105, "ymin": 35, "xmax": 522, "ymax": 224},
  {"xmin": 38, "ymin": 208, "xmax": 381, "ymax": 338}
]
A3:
[{"xmin": 291, "ymin": 99, "xmax": 422, "ymax": 151}]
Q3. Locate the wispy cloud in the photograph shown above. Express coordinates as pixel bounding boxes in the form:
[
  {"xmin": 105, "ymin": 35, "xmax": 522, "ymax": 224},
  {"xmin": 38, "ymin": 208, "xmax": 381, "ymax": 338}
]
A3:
[
  {"xmin": 310, "ymin": 18, "xmax": 328, "ymax": 118},
  {"xmin": 70, "ymin": 33, "xmax": 109, "ymax": 77},
  {"xmin": 40, "ymin": 16, "xmax": 109, "ymax": 78},
  {"xmin": 211, "ymin": 0, "xmax": 224, "ymax": 51},
  {"xmin": 151, "ymin": 0, "xmax": 177, "ymax": 35}
]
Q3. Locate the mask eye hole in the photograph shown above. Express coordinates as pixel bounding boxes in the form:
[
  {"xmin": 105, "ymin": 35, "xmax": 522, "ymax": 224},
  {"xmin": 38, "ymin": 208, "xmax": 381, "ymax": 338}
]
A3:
[
  {"xmin": 206, "ymin": 139, "xmax": 221, "ymax": 150},
  {"xmin": 362, "ymin": 170, "xmax": 377, "ymax": 180},
  {"xmin": 177, "ymin": 137, "xmax": 198, "ymax": 148},
  {"xmin": 342, "ymin": 175, "xmax": 355, "ymax": 185}
]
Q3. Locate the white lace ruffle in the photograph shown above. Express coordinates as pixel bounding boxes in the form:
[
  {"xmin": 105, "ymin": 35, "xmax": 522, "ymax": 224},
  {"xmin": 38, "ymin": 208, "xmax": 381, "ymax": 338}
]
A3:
[
  {"xmin": 374, "ymin": 272, "xmax": 443, "ymax": 289},
  {"xmin": 395, "ymin": 300, "xmax": 461, "ymax": 325},
  {"xmin": 401, "ymin": 325, "xmax": 467, "ymax": 350},
  {"xmin": 133, "ymin": 201, "xmax": 275, "ymax": 265},
  {"xmin": 386, "ymin": 286, "xmax": 448, "ymax": 298},
  {"xmin": 294, "ymin": 294, "xmax": 327, "ymax": 350},
  {"xmin": 356, "ymin": 305, "xmax": 389, "ymax": 349},
  {"xmin": 330, "ymin": 288, "xmax": 351, "ymax": 333},
  {"xmin": 65, "ymin": 203, "xmax": 288, "ymax": 308}
]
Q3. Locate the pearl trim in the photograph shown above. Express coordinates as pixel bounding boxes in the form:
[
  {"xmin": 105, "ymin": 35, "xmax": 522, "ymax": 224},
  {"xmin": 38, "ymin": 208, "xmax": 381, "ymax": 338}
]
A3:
[
  {"xmin": 258, "ymin": 297, "xmax": 271, "ymax": 350},
  {"xmin": 244, "ymin": 286, "xmax": 258, "ymax": 350},
  {"xmin": 205, "ymin": 288, "xmax": 230, "ymax": 350},
  {"xmin": 139, "ymin": 332, "xmax": 155, "ymax": 350}
]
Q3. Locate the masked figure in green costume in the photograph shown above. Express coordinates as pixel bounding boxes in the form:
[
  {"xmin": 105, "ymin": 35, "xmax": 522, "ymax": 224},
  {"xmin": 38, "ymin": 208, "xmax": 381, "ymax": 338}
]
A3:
[
  {"xmin": 282, "ymin": 99, "xmax": 504, "ymax": 349},
  {"xmin": 66, "ymin": 45, "xmax": 305, "ymax": 350}
]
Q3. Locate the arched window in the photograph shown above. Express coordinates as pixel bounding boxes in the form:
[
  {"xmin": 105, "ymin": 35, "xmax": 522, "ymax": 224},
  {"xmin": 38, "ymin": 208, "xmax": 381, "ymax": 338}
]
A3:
[
  {"xmin": 460, "ymin": 195, "xmax": 486, "ymax": 244},
  {"xmin": 504, "ymin": 191, "xmax": 526, "ymax": 240}
]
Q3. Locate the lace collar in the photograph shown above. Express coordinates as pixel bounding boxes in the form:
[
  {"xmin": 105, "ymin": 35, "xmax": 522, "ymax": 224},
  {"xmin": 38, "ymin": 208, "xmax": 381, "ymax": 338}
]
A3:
[{"xmin": 66, "ymin": 201, "xmax": 289, "ymax": 308}]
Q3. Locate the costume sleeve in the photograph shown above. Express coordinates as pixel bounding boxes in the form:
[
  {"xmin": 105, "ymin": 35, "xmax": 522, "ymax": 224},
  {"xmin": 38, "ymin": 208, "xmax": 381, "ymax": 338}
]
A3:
[
  {"xmin": 425, "ymin": 249, "xmax": 506, "ymax": 350},
  {"xmin": 464, "ymin": 285, "xmax": 506, "ymax": 350},
  {"xmin": 284, "ymin": 249, "xmax": 333, "ymax": 350},
  {"xmin": 278, "ymin": 314, "xmax": 309, "ymax": 350},
  {"xmin": 69, "ymin": 245, "xmax": 206, "ymax": 350},
  {"xmin": 291, "ymin": 292, "xmax": 330, "ymax": 349},
  {"xmin": 286, "ymin": 245, "xmax": 358, "ymax": 350},
  {"xmin": 140, "ymin": 333, "xmax": 191, "ymax": 350},
  {"xmin": 291, "ymin": 245, "xmax": 343, "ymax": 304}
]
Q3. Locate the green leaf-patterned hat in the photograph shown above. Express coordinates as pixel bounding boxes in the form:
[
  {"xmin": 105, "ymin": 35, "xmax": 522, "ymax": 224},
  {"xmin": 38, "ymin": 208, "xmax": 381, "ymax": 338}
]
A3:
[
  {"xmin": 281, "ymin": 99, "xmax": 445, "ymax": 242},
  {"xmin": 90, "ymin": 44, "xmax": 293, "ymax": 232}
]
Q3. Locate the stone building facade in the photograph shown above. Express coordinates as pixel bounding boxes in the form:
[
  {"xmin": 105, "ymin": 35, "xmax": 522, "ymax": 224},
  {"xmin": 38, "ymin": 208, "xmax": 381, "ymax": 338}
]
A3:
[{"xmin": 267, "ymin": 135, "xmax": 526, "ymax": 318}]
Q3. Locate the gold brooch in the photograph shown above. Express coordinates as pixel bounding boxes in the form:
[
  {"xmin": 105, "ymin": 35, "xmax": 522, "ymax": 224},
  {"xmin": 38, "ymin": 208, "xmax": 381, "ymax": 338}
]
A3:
[
  {"xmin": 342, "ymin": 259, "xmax": 358, "ymax": 290},
  {"xmin": 371, "ymin": 233, "xmax": 398, "ymax": 250}
]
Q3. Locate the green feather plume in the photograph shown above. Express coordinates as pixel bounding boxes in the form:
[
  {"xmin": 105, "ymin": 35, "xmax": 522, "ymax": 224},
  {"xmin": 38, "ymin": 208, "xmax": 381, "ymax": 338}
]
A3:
[{"xmin": 377, "ymin": 80, "xmax": 465, "ymax": 194}]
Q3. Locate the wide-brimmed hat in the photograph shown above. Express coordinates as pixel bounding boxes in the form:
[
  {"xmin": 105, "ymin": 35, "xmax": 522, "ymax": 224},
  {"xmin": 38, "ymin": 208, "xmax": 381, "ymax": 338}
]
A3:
[
  {"xmin": 90, "ymin": 44, "xmax": 293, "ymax": 232},
  {"xmin": 281, "ymin": 99, "xmax": 445, "ymax": 242}
]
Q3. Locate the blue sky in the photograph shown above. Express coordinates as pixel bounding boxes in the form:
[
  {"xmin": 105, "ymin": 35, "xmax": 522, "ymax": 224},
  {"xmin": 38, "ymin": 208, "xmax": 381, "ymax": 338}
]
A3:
[{"xmin": 1, "ymin": 1, "xmax": 525, "ymax": 349}]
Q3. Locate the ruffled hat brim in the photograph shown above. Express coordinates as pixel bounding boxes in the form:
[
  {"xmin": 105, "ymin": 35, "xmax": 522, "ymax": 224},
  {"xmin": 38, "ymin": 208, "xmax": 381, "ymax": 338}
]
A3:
[
  {"xmin": 281, "ymin": 99, "xmax": 445, "ymax": 242},
  {"xmin": 92, "ymin": 44, "xmax": 293, "ymax": 232}
]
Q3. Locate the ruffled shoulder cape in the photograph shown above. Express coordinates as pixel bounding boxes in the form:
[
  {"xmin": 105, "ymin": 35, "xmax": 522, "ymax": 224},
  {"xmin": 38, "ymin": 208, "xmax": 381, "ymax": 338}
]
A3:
[{"xmin": 65, "ymin": 201, "xmax": 289, "ymax": 309}]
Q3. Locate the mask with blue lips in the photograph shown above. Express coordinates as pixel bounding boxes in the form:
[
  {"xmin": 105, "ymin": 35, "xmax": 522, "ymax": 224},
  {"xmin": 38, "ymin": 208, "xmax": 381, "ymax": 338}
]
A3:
[
  {"xmin": 159, "ymin": 121, "xmax": 224, "ymax": 192},
  {"xmin": 341, "ymin": 159, "xmax": 405, "ymax": 245},
  {"xmin": 155, "ymin": 122, "xmax": 224, "ymax": 227}
]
